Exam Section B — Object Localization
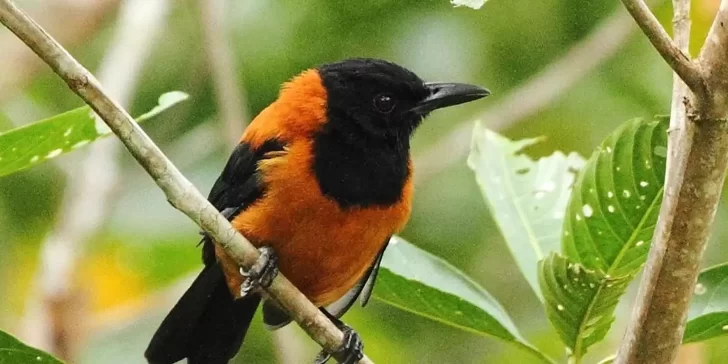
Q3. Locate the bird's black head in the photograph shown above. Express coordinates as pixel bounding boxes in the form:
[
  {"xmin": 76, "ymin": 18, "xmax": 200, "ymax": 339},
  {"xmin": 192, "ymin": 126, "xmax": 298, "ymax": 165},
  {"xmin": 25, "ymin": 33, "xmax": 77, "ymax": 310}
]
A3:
[
  {"xmin": 317, "ymin": 58, "xmax": 489, "ymax": 142},
  {"xmin": 311, "ymin": 58, "xmax": 489, "ymax": 208}
]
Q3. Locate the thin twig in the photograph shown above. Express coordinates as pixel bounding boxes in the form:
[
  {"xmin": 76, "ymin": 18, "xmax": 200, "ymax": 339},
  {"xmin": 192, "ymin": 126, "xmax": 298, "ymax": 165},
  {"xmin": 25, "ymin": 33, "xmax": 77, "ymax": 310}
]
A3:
[
  {"xmin": 414, "ymin": 6, "xmax": 637, "ymax": 183},
  {"xmin": 0, "ymin": 0, "xmax": 120, "ymax": 102},
  {"xmin": 616, "ymin": 1, "xmax": 728, "ymax": 363},
  {"xmin": 19, "ymin": 0, "xmax": 170, "ymax": 358},
  {"xmin": 199, "ymin": 0, "xmax": 249, "ymax": 147},
  {"xmin": 619, "ymin": 0, "xmax": 707, "ymax": 96},
  {"xmin": 0, "ymin": 1, "xmax": 372, "ymax": 363}
]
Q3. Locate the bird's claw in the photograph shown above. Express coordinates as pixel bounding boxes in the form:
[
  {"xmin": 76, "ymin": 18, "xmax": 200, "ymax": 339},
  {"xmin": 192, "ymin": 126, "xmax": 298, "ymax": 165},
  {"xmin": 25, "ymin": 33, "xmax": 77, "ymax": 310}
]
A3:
[
  {"xmin": 313, "ymin": 323, "xmax": 363, "ymax": 364},
  {"xmin": 239, "ymin": 246, "xmax": 278, "ymax": 298}
]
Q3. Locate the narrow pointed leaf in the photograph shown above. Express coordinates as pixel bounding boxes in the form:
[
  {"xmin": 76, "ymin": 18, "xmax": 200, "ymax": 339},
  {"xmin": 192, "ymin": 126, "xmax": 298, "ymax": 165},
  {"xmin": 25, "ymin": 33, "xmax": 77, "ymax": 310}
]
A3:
[
  {"xmin": 541, "ymin": 117, "xmax": 668, "ymax": 358},
  {"xmin": 0, "ymin": 330, "xmax": 63, "ymax": 363},
  {"xmin": 468, "ymin": 121, "xmax": 585, "ymax": 299},
  {"xmin": 0, "ymin": 91, "xmax": 188, "ymax": 177},
  {"xmin": 375, "ymin": 237, "xmax": 554, "ymax": 363},
  {"xmin": 377, "ymin": 236, "xmax": 520, "ymax": 340},
  {"xmin": 684, "ymin": 263, "xmax": 728, "ymax": 343}
]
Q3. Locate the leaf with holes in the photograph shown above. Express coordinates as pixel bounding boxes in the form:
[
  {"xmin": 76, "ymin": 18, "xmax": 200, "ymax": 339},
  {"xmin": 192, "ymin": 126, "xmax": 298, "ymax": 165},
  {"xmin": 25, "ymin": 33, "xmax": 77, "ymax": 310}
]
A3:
[
  {"xmin": 684, "ymin": 263, "xmax": 728, "ymax": 343},
  {"xmin": 0, "ymin": 91, "xmax": 188, "ymax": 177},
  {"xmin": 541, "ymin": 116, "xmax": 668, "ymax": 359},
  {"xmin": 375, "ymin": 236, "xmax": 555, "ymax": 364},
  {"xmin": 0, "ymin": 329, "xmax": 63, "ymax": 363},
  {"xmin": 468, "ymin": 121, "xmax": 585, "ymax": 299},
  {"xmin": 539, "ymin": 253, "xmax": 630, "ymax": 358},
  {"xmin": 563, "ymin": 117, "xmax": 667, "ymax": 273}
]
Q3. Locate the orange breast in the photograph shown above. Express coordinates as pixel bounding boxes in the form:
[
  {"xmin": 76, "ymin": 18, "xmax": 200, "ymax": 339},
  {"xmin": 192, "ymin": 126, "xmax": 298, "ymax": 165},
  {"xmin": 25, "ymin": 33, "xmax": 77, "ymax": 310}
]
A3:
[{"xmin": 231, "ymin": 140, "xmax": 413, "ymax": 306}]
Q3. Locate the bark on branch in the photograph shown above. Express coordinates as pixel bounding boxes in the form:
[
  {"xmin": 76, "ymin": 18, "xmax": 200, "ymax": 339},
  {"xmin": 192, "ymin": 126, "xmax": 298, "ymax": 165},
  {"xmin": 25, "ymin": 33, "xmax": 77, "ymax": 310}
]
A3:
[
  {"xmin": 0, "ymin": 1, "xmax": 373, "ymax": 363},
  {"xmin": 619, "ymin": 0, "xmax": 707, "ymax": 96},
  {"xmin": 616, "ymin": 1, "xmax": 728, "ymax": 363}
]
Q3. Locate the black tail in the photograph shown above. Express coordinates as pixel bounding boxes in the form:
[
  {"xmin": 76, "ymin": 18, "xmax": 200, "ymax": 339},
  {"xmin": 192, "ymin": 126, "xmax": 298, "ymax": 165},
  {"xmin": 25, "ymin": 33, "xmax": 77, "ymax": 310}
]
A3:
[{"xmin": 145, "ymin": 263, "xmax": 261, "ymax": 364}]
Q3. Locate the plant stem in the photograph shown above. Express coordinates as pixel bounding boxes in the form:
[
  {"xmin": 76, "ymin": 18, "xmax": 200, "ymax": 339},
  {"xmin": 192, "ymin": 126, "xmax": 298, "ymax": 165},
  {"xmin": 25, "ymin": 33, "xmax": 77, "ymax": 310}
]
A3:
[{"xmin": 616, "ymin": 1, "xmax": 728, "ymax": 363}]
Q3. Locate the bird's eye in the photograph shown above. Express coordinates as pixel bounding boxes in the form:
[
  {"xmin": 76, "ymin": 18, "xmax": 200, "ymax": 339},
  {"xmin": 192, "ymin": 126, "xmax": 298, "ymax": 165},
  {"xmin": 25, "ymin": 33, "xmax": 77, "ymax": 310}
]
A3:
[{"xmin": 373, "ymin": 94, "xmax": 396, "ymax": 114}]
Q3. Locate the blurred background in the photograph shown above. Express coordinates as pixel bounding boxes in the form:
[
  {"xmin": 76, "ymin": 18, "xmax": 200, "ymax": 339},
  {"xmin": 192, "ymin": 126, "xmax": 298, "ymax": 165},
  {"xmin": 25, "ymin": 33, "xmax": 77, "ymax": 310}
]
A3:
[{"xmin": 0, "ymin": 0, "xmax": 726, "ymax": 363}]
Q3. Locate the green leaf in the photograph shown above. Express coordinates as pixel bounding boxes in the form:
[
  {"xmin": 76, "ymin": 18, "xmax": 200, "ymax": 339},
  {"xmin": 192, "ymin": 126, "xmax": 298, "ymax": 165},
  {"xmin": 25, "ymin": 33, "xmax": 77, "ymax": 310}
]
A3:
[
  {"xmin": 684, "ymin": 263, "xmax": 728, "ymax": 343},
  {"xmin": 540, "ymin": 117, "xmax": 668, "ymax": 359},
  {"xmin": 468, "ymin": 121, "xmax": 585, "ymax": 299},
  {"xmin": 375, "ymin": 236, "xmax": 556, "ymax": 364},
  {"xmin": 562, "ymin": 117, "xmax": 667, "ymax": 274},
  {"xmin": 539, "ymin": 253, "xmax": 630, "ymax": 358},
  {"xmin": 0, "ymin": 330, "xmax": 63, "ymax": 363},
  {"xmin": 0, "ymin": 91, "xmax": 189, "ymax": 177},
  {"xmin": 450, "ymin": 0, "xmax": 487, "ymax": 9},
  {"xmin": 136, "ymin": 91, "xmax": 189, "ymax": 123}
]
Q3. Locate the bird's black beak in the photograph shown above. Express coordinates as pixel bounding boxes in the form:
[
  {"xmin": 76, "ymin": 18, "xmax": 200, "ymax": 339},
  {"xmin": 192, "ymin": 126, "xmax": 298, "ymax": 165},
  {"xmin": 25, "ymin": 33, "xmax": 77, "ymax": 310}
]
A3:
[{"xmin": 411, "ymin": 82, "xmax": 490, "ymax": 114}]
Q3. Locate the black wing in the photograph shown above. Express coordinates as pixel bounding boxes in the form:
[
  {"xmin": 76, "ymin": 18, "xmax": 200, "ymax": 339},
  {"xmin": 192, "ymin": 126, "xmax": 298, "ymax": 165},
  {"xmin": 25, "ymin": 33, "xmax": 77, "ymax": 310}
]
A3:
[
  {"xmin": 261, "ymin": 237, "xmax": 390, "ymax": 329},
  {"xmin": 201, "ymin": 139, "xmax": 285, "ymax": 266}
]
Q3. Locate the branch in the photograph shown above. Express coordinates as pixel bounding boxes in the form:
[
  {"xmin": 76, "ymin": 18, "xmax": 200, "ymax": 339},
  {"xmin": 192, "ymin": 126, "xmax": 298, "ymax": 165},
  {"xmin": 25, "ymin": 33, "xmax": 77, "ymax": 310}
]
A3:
[
  {"xmin": 698, "ymin": 0, "xmax": 728, "ymax": 114},
  {"xmin": 619, "ymin": 0, "xmax": 707, "ymax": 96},
  {"xmin": 19, "ymin": 0, "xmax": 170, "ymax": 358},
  {"xmin": 0, "ymin": 1, "xmax": 372, "ymax": 363},
  {"xmin": 0, "ymin": 0, "xmax": 120, "ymax": 102},
  {"xmin": 616, "ymin": 1, "xmax": 728, "ymax": 363},
  {"xmin": 414, "ymin": 6, "xmax": 636, "ymax": 183},
  {"xmin": 199, "ymin": 0, "xmax": 249, "ymax": 147}
]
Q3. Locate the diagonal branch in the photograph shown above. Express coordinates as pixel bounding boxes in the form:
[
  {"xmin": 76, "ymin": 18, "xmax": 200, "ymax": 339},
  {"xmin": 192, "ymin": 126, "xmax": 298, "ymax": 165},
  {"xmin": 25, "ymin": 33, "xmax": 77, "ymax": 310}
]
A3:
[
  {"xmin": 19, "ymin": 0, "xmax": 170, "ymax": 359},
  {"xmin": 0, "ymin": 1, "xmax": 372, "ymax": 363},
  {"xmin": 0, "ymin": 0, "xmax": 120, "ymax": 102},
  {"xmin": 619, "ymin": 0, "xmax": 707, "ymax": 96}
]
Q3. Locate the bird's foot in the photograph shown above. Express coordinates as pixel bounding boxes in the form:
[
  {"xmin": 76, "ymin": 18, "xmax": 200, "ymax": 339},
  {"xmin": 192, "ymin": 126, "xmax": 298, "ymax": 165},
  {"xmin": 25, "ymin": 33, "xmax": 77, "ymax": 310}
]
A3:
[
  {"xmin": 239, "ymin": 246, "xmax": 278, "ymax": 298},
  {"xmin": 314, "ymin": 313, "xmax": 363, "ymax": 364}
]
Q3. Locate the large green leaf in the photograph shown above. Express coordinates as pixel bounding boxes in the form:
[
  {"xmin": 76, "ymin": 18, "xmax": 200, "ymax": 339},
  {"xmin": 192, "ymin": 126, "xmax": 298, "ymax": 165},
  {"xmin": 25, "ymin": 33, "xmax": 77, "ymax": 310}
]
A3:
[
  {"xmin": 468, "ymin": 121, "xmax": 585, "ymax": 299},
  {"xmin": 562, "ymin": 117, "xmax": 667, "ymax": 274},
  {"xmin": 375, "ymin": 236, "xmax": 555, "ymax": 364},
  {"xmin": 684, "ymin": 263, "xmax": 728, "ymax": 343},
  {"xmin": 0, "ymin": 91, "xmax": 188, "ymax": 177},
  {"xmin": 540, "ymin": 117, "xmax": 668, "ymax": 359},
  {"xmin": 0, "ymin": 330, "xmax": 63, "ymax": 364}
]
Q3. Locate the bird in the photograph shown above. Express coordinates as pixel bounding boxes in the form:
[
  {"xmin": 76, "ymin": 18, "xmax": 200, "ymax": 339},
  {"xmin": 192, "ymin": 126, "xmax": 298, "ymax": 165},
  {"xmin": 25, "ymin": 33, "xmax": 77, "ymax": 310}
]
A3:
[{"xmin": 145, "ymin": 58, "xmax": 489, "ymax": 364}]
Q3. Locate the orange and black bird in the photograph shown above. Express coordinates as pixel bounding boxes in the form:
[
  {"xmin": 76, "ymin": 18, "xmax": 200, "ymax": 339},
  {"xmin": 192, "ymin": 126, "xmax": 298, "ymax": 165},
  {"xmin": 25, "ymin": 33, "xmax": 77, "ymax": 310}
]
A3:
[{"xmin": 145, "ymin": 58, "xmax": 489, "ymax": 364}]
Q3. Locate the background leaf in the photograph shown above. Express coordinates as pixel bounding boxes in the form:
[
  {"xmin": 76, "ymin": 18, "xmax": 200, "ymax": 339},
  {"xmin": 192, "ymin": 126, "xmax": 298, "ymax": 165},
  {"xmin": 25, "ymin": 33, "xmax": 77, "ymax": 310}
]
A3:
[
  {"xmin": 0, "ymin": 329, "xmax": 63, "ymax": 364},
  {"xmin": 0, "ymin": 91, "xmax": 188, "ymax": 177},
  {"xmin": 684, "ymin": 263, "xmax": 728, "ymax": 343},
  {"xmin": 540, "ymin": 117, "xmax": 668, "ymax": 358},
  {"xmin": 450, "ymin": 0, "xmax": 487, "ymax": 9},
  {"xmin": 468, "ymin": 120, "xmax": 585, "ymax": 299},
  {"xmin": 376, "ymin": 236, "xmax": 555, "ymax": 363}
]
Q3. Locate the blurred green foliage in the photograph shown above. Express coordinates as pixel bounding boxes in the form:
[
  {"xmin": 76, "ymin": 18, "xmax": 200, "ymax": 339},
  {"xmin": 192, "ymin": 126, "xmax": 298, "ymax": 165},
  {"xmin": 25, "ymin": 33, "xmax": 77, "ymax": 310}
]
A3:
[{"xmin": 2, "ymin": 0, "xmax": 728, "ymax": 363}]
